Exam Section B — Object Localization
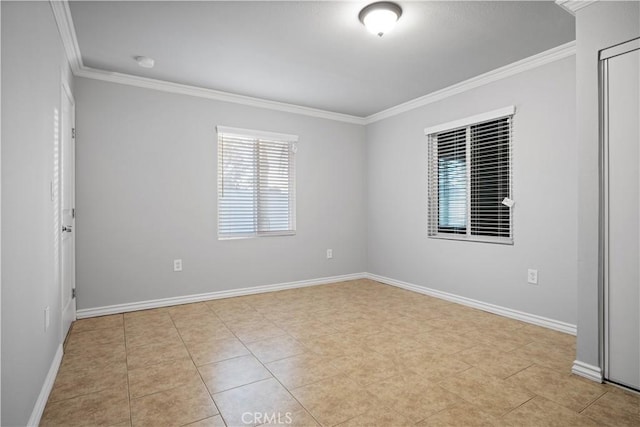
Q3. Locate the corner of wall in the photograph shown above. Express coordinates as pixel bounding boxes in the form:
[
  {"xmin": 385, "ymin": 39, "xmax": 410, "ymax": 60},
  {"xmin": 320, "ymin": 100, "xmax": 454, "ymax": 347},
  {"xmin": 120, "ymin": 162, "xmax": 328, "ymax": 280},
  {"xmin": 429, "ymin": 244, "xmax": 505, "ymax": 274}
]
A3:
[
  {"xmin": 571, "ymin": 360, "xmax": 603, "ymax": 383},
  {"xmin": 26, "ymin": 345, "xmax": 63, "ymax": 427},
  {"xmin": 574, "ymin": 0, "xmax": 640, "ymax": 372}
]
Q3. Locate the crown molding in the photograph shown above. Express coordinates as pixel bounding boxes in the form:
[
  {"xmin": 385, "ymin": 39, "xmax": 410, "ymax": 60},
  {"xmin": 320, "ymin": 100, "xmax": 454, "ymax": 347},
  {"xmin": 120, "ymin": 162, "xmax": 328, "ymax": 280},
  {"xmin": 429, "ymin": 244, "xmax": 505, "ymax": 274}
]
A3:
[
  {"xmin": 74, "ymin": 66, "xmax": 367, "ymax": 125},
  {"xmin": 49, "ymin": 0, "xmax": 365, "ymax": 125},
  {"xmin": 50, "ymin": 0, "xmax": 82, "ymax": 73},
  {"xmin": 364, "ymin": 40, "xmax": 576, "ymax": 124},
  {"xmin": 555, "ymin": 0, "xmax": 598, "ymax": 15},
  {"xmin": 73, "ymin": 41, "xmax": 576, "ymax": 127},
  {"xmin": 51, "ymin": 0, "xmax": 576, "ymax": 127}
]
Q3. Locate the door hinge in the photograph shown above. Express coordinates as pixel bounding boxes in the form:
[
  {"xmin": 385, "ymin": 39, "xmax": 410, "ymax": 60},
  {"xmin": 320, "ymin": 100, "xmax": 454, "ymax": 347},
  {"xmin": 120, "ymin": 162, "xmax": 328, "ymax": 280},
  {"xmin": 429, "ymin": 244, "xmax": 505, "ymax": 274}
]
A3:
[
  {"xmin": 72, "ymin": 288, "xmax": 77, "ymax": 299},
  {"xmin": 72, "ymin": 128, "xmax": 76, "ymax": 139},
  {"xmin": 72, "ymin": 208, "xmax": 75, "ymax": 218}
]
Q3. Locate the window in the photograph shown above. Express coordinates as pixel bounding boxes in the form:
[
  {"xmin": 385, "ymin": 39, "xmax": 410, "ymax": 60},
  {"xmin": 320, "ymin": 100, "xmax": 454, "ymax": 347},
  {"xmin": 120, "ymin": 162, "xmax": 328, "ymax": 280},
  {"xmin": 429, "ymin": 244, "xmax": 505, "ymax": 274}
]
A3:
[
  {"xmin": 426, "ymin": 107, "xmax": 514, "ymax": 244},
  {"xmin": 217, "ymin": 126, "xmax": 297, "ymax": 239}
]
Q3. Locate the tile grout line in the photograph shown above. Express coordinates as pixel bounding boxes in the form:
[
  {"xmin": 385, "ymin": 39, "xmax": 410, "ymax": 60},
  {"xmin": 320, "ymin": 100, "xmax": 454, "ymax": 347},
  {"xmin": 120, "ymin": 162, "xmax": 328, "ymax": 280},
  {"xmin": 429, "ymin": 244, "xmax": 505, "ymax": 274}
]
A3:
[
  {"xmin": 578, "ymin": 390, "xmax": 609, "ymax": 414},
  {"xmin": 243, "ymin": 291, "xmax": 488, "ymax": 425},
  {"xmin": 204, "ymin": 301, "xmax": 288, "ymax": 426},
  {"xmin": 46, "ymin": 321, "xmax": 128, "ymax": 406},
  {"xmin": 577, "ymin": 388, "xmax": 609, "ymax": 413},
  {"xmin": 501, "ymin": 362, "xmax": 537, "ymax": 381},
  {"xmin": 124, "ymin": 311, "xmax": 214, "ymax": 415},
  {"xmin": 499, "ymin": 394, "xmax": 538, "ymax": 419},
  {"xmin": 499, "ymin": 362, "xmax": 610, "ymax": 419},
  {"xmin": 169, "ymin": 305, "xmax": 230, "ymax": 427},
  {"xmin": 411, "ymin": 400, "xmax": 465, "ymax": 426},
  {"xmin": 258, "ymin": 322, "xmax": 444, "ymax": 424},
  {"xmin": 207, "ymin": 297, "xmax": 326, "ymax": 427},
  {"xmin": 122, "ymin": 314, "xmax": 134, "ymax": 427}
]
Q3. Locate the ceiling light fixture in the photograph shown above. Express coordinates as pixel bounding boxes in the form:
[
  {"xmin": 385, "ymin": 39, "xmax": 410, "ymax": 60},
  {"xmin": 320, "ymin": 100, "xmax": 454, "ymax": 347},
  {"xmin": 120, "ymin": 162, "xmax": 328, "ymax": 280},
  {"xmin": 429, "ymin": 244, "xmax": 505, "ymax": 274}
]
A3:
[
  {"xmin": 134, "ymin": 56, "xmax": 155, "ymax": 68},
  {"xmin": 359, "ymin": 2, "xmax": 402, "ymax": 37}
]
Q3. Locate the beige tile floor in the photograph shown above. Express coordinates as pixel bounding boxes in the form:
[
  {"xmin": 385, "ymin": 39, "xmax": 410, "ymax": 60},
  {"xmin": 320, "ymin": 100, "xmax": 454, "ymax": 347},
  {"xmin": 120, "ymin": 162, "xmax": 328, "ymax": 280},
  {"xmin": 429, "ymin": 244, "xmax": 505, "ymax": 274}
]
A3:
[{"xmin": 41, "ymin": 279, "xmax": 639, "ymax": 427}]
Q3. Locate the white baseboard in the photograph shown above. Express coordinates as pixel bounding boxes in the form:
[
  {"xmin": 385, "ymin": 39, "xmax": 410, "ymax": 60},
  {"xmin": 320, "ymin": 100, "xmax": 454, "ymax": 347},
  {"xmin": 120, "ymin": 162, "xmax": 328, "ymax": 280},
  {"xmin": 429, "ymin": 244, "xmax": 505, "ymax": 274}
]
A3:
[
  {"xmin": 76, "ymin": 272, "xmax": 367, "ymax": 318},
  {"xmin": 367, "ymin": 273, "xmax": 577, "ymax": 335},
  {"xmin": 77, "ymin": 272, "xmax": 578, "ymax": 338},
  {"xmin": 572, "ymin": 360, "xmax": 603, "ymax": 383},
  {"xmin": 27, "ymin": 344, "xmax": 63, "ymax": 427}
]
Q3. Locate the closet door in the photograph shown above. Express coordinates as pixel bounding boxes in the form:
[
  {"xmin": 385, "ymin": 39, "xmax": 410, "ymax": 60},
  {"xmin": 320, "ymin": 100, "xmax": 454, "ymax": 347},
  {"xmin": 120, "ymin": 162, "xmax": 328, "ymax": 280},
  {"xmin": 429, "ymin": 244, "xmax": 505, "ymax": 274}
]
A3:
[{"xmin": 604, "ymin": 39, "xmax": 640, "ymax": 391}]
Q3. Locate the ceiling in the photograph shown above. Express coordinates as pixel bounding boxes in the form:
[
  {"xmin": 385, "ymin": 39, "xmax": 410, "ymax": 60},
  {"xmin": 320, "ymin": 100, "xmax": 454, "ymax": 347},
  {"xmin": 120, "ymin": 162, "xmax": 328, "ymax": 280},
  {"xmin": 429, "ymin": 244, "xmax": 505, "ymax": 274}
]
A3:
[{"xmin": 69, "ymin": 1, "xmax": 575, "ymax": 118}]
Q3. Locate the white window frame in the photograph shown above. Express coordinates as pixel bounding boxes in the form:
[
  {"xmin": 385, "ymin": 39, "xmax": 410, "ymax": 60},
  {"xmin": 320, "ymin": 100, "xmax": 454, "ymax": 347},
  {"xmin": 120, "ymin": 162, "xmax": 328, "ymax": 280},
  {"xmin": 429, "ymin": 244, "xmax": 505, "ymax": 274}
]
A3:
[
  {"xmin": 216, "ymin": 126, "xmax": 297, "ymax": 240},
  {"xmin": 425, "ymin": 106, "xmax": 515, "ymax": 245}
]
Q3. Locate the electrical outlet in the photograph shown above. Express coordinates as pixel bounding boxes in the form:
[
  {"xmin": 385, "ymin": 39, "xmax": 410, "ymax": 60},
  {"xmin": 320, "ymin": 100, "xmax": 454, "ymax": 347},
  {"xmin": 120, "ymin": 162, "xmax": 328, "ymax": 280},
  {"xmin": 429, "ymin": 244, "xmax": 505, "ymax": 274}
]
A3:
[
  {"xmin": 326, "ymin": 249, "xmax": 333, "ymax": 259},
  {"xmin": 173, "ymin": 259, "xmax": 183, "ymax": 272},
  {"xmin": 44, "ymin": 306, "xmax": 50, "ymax": 331},
  {"xmin": 527, "ymin": 269, "xmax": 538, "ymax": 285}
]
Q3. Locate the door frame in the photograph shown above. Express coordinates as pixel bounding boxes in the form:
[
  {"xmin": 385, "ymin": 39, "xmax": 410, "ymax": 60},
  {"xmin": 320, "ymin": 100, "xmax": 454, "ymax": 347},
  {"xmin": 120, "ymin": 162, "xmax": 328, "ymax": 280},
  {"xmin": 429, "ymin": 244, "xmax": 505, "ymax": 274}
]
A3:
[
  {"xmin": 599, "ymin": 37, "xmax": 640, "ymax": 385},
  {"xmin": 60, "ymin": 78, "xmax": 76, "ymax": 341}
]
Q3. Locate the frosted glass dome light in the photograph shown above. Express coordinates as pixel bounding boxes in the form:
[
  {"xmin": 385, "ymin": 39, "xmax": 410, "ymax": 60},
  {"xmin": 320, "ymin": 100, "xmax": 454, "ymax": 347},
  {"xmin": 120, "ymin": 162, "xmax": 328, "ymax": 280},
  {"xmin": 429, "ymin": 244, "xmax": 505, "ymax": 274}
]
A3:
[{"xmin": 359, "ymin": 2, "xmax": 402, "ymax": 37}]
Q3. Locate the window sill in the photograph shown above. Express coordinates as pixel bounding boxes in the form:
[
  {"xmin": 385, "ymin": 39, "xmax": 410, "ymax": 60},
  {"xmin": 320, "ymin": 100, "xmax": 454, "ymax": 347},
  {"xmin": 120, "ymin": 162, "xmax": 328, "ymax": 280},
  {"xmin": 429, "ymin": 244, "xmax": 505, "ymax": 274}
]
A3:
[
  {"xmin": 218, "ymin": 231, "xmax": 296, "ymax": 240},
  {"xmin": 428, "ymin": 234, "xmax": 513, "ymax": 245}
]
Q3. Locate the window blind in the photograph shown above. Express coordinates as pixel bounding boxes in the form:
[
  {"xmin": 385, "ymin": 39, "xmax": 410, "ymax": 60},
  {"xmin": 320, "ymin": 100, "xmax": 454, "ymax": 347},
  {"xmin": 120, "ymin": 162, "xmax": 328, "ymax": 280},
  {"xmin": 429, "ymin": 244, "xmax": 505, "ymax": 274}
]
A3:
[
  {"xmin": 427, "ymin": 109, "xmax": 513, "ymax": 244},
  {"xmin": 435, "ymin": 128, "xmax": 467, "ymax": 235},
  {"xmin": 470, "ymin": 118, "xmax": 511, "ymax": 238},
  {"xmin": 217, "ymin": 127, "xmax": 296, "ymax": 239}
]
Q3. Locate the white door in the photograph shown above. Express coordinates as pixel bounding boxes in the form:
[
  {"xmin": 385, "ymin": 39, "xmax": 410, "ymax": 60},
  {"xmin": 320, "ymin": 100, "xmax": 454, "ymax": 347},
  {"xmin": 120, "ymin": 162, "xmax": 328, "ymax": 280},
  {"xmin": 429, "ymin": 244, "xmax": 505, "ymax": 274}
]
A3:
[
  {"xmin": 603, "ymin": 39, "xmax": 640, "ymax": 391},
  {"xmin": 61, "ymin": 82, "xmax": 76, "ymax": 339}
]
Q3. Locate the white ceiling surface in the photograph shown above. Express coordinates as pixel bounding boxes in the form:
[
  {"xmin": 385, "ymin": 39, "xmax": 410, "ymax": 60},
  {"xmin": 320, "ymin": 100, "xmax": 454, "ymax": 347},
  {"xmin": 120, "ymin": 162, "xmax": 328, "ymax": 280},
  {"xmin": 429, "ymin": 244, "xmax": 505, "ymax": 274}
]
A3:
[{"xmin": 69, "ymin": 1, "xmax": 575, "ymax": 118}]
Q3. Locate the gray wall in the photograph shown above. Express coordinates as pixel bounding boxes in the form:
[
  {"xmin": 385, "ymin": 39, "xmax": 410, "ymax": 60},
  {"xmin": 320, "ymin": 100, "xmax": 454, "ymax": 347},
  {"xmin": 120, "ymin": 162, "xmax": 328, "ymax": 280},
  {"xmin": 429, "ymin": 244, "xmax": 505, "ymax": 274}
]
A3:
[
  {"xmin": 366, "ymin": 56, "xmax": 578, "ymax": 324},
  {"xmin": 1, "ymin": 1, "xmax": 74, "ymax": 425},
  {"xmin": 574, "ymin": 1, "xmax": 640, "ymax": 369},
  {"xmin": 74, "ymin": 78, "xmax": 367, "ymax": 309}
]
